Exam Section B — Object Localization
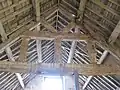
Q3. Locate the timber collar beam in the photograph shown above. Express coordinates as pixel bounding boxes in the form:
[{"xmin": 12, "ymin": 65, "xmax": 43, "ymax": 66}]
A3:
[
  {"xmin": 0, "ymin": 61, "xmax": 120, "ymax": 75},
  {"xmin": 21, "ymin": 31, "xmax": 90, "ymax": 41}
]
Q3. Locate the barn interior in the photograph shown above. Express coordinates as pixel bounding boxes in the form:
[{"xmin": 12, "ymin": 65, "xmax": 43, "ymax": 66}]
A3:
[{"xmin": 0, "ymin": 0, "xmax": 120, "ymax": 90}]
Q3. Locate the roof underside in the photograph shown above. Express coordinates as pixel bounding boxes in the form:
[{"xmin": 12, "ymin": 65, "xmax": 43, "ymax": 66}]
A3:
[{"xmin": 0, "ymin": 0, "xmax": 120, "ymax": 90}]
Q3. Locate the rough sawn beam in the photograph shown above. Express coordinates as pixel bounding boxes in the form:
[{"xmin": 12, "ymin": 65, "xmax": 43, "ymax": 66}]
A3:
[{"xmin": 0, "ymin": 61, "xmax": 120, "ymax": 75}]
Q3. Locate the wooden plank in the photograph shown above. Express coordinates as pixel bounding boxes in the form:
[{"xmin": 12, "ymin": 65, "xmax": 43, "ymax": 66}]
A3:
[
  {"xmin": 0, "ymin": 0, "xmax": 27, "ymax": 14},
  {"xmin": 0, "ymin": 61, "xmax": 120, "ymax": 75},
  {"xmin": 109, "ymin": 21, "xmax": 120, "ymax": 44},
  {"xmin": 86, "ymin": 7, "xmax": 115, "ymax": 27},
  {"xmin": 84, "ymin": 13, "xmax": 110, "ymax": 33},
  {"xmin": 62, "ymin": 0, "xmax": 77, "ymax": 11},
  {"xmin": 19, "ymin": 37, "xmax": 29, "ymax": 62},
  {"xmin": 8, "ymin": 18, "xmax": 33, "ymax": 36},
  {"xmin": 91, "ymin": 0, "xmax": 120, "ymax": 18},
  {"xmin": 1, "ymin": 5, "xmax": 32, "ymax": 22},
  {"xmin": 22, "ymin": 31, "xmax": 89, "ymax": 41}
]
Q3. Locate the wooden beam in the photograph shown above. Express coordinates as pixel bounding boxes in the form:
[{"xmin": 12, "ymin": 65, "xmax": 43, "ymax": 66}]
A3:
[
  {"xmin": 84, "ymin": 13, "xmax": 110, "ymax": 34},
  {"xmin": 59, "ymin": 4, "xmax": 76, "ymax": 32},
  {"xmin": 22, "ymin": 31, "xmax": 89, "ymax": 41},
  {"xmin": 67, "ymin": 41, "xmax": 77, "ymax": 63},
  {"xmin": 67, "ymin": 27, "xmax": 80, "ymax": 63},
  {"xmin": 86, "ymin": 7, "xmax": 115, "ymax": 27},
  {"xmin": 34, "ymin": 0, "xmax": 42, "ymax": 63},
  {"xmin": 0, "ymin": 0, "xmax": 27, "ymax": 14},
  {"xmin": 15, "ymin": 73, "xmax": 24, "ymax": 88},
  {"xmin": 5, "ymin": 47, "xmax": 25, "ymax": 89},
  {"xmin": 8, "ymin": 18, "xmax": 33, "ymax": 36},
  {"xmin": 59, "ymin": 6, "xmax": 73, "ymax": 20},
  {"xmin": 1, "ymin": 5, "xmax": 32, "ymax": 22},
  {"xmin": 109, "ymin": 21, "xmax": 120, "ymax": 44},
  {"xmin": 82, "ymin": 50, "xmax": 108, "ymax": 89},
  {"xmin": 54, "ymin": 37, "xmax": 62, "ymax": 63},
  {"xmin": 0, "ymin": 21, "xmax": 8, "ymax": 40},
  {"xmin": 0, "ymin": 61, "xmax": 120, "ymax": 75},
  {"xmin": 36, "ymin": 39, "xmax": 42, "ymax": 63},
  {"xmin": 84, "ymin": 21, "xmax": 120, "ymax": 60},
  {"xmin": 39, "ymin": 11, "xmax": 62, "ymax": 64},
  {"xmin": 91, "ymin": 0, "xmax": 120, "ymax": 18},
  {"xmin": 62, "ymin": 0, "xmax": 77, "ymax": 11},
  {"xmin": 97, "ymin": 50, "xmax": 108, "ymax": 64},
  {"xmin": 63, "ymin": 22, "xmax": 76, "ymax": 32},
  {"xmin": 96, "ymin": 40, "xmax": 120, "ymax": 60},
  {"xmin": 41, "ymin": 4, "xmax": 58, "ymax": 16},
  {"xmin": 82, "ymin": 76, "xmax": 93, "ymax": 90},
  {"xmin": 74, "ymin": 71, "xmax": 80, "ymax": 90},
  {"xmin": 35, "ymin": 0, "xmax": 40, "ymax": 21},
  {"xmin": 77, "ymin": 0, "xmax": 88, "ymax": 21},
  {"xmin": 0, "ymin": 21, "xmax": 25, "ymax": 89},
  {"xmin": 87, "ymin": 40, "xmax": 97, "ymax": 63},
  {"xmin": 0, "ymin": 21, "xmax": 39, "ymax": 52},
  {"xmin": 19, "ymin": 37, "xmax": 29, "ymax": 62},
  {"xmin": 40, "ymin": 17, "xmax": 57, "ymax": 32}
]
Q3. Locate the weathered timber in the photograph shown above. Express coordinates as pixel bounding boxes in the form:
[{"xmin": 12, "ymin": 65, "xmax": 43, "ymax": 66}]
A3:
[
  {"xmin": 0, "ymin": 61, "xmax": 120, "ymax": 75},
  {"xmin": 22, "ymin": 31, "xmax": 90, "ymax": 41}
]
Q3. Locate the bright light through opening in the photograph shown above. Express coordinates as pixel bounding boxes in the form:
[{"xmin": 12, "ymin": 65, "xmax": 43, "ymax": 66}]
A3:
[{"xmin": 42, "ymin": 77, "xmax": 63, "ymax": 90}]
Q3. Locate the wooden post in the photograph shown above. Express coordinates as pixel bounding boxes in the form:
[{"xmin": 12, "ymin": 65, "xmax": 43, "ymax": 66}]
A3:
[
  {"xmin": 19, "ymin": 37, "xmax": 29, "ymax": 62},
  {"xmin": 87, "ymin": 40, "xmax": 97, "ymax": 63}
]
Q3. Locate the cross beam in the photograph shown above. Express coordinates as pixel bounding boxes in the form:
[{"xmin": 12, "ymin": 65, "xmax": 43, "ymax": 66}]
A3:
[
  {"xmin": 22, "ymin": 31, "xmax": 90, "ymax": 41},
  {"xmin": 0, "ymin": 61, "xmax": 120, "ymax": 75}
]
